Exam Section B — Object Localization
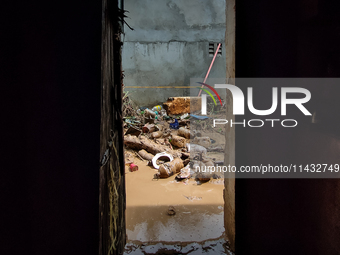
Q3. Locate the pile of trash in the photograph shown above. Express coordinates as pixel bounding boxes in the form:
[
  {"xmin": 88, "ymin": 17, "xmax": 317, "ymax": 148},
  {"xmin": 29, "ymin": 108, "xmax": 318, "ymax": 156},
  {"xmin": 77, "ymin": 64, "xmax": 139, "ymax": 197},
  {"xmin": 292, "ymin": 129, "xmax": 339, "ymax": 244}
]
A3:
[{"xmin": 123, "ymin": 98, "xmax": 225, "ymax": 184}]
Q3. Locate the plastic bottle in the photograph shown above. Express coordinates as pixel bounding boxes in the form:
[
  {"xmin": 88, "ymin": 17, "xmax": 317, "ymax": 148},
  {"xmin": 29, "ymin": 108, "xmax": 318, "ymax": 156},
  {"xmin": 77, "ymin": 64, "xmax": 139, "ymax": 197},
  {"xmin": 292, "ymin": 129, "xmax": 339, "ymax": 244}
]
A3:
[
  {"xmin": 169, "ymin": 119, "xmax": 179, "ymax": 129},
  {"xmin": 180, "ymin": 113, "xmax": 189, "ymax": 119},
  {"xmin": 160, "ymin": 109, "xmax": 167, "ymax": 116},
  {"xmin": 136, "ymin": 108, "xmax": 146, "ymax": 115},
  {"xmin": 144, "ymin": 108, "xmax": 156, "ymax": 118},
  {"xmin": 152, "ymin": 105, "xmax": 162, "ymax": 112}
]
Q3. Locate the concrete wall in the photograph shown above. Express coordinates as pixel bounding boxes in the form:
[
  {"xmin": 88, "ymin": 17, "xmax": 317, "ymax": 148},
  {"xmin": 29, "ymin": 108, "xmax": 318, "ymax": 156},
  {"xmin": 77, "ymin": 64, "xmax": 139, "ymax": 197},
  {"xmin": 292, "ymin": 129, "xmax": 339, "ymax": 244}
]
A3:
[{"xmin": 122, "ymin": 0, "xmax": 226, "ymax": 107}]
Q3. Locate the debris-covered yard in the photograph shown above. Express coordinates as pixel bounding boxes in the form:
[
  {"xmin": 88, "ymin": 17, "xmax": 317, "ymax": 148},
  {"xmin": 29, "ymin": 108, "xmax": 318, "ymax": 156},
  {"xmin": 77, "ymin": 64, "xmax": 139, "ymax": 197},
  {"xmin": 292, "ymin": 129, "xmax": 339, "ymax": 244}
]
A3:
[
  {"xmin": 123, "ymin": 93, "xmax": 229, "ymax": 250},
  {"xmin": 123, "ymin": 94, "xmax": 227, "ymax": 183}
]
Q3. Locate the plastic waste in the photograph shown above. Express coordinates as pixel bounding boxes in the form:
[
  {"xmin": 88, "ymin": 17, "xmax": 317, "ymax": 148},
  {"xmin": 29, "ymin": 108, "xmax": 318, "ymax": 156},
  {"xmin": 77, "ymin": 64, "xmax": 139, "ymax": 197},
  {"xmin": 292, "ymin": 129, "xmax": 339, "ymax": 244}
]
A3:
[
  {"xmin": 144, "ymin": 109, "xmax": 156, "ymax": 118},
  {"xmin": 137, "ymin": 108, "xmax": 146, "ymax": 115},
  {"xmin": 180, "ymin": 113, "xmax": 189, "ymax": 120},
  {"xmin": 152, "ymin": 105, "xmax": 162, "ymax": 112},
  {"xmin": 169, "ymin": 118, "xmax": 179, "ymax": 129},
  {"xmin": 160, "ymin": 109, "xmax": 167, "ymax": 116},
  {"xmin": 190, "ymin": 114, "xmax": 209, "ymax": 120},
  {"xmin": 129, "ymin": 163, "xmax": 138, "ymax": 172},
  {"xmin": 176, "ymin": 164, "xmax": 191, "ymax": 180}
]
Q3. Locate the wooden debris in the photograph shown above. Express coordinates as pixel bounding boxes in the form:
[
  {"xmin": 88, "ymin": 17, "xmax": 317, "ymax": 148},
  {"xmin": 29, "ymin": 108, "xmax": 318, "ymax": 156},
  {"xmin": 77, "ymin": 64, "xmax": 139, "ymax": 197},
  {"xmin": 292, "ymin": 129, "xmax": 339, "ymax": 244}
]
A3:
[
  {"xmin": 158, "ymin": 158, "xmax": 184, "ymax": 178},
  {"xmin": 124, "ymin": 134, "xmax": 181, "ymax": 158},
  {"xmin": 155, "ymin": 138, "xmax": 165, "ymax": 145},
  {"xmin": 155, "ymin": 124, "xmax": 164, "ymax": 131},
  {"xmin": 178, "ymin": 127, "xmax": 191, "ymax": 139},
  {"xmin": 162, "ymin": 129, "xmax": 171, "ymax": 138},
  {"xmin": 151, "ymin": 131, "xmax": 163, "ymax": 138},
  {"xmin": 182, "ymin": 158, "xmax": 190, "ymax": 166},
  {"xmin": 123, "ymin": 92, "xmax": 137, "ymax": 117},
  {"xmin": 134, "ymin": 151, "xmax": 145, "ymax": 161},
  {"xmin": 124, "ymin": 126, "xmax": 141, "ymax": 137},
  {"xmin": 181, "ymin": 152, "xmax": 190, "ymax": 159},
  {"xmin": 138, "ymin": 149, "xmax": 154, "ymax": 161},
  {"xmin": 144, "ymin": 109, "xmax": 156, "ymax": 118},
  {"xmin": 170, "ymin": 135, "xmax": 186, "ymax": 148}
]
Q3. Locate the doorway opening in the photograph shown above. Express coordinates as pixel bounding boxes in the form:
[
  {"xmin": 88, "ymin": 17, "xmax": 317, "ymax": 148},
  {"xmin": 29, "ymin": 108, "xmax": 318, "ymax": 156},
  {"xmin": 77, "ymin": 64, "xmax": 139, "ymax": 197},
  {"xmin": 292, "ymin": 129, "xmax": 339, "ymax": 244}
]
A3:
[
  {"xmin": 100, "ymin": 0, "xmax": 235, "ymax": 254},
  {"xmin": 123, "ymin": 92, "xmax": 228, "ymax": 254},
  {"xmin": 121, "ymin": 1, "xmax": 232, "ymax": 254}
]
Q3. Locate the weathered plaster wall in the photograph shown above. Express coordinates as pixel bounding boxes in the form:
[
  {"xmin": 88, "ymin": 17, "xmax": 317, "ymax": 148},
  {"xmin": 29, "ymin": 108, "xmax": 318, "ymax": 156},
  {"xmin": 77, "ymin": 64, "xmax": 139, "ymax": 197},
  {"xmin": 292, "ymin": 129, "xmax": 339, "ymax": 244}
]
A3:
[{"xmin": 122, "ymin": 0, "xmax": 226, "ymax": 106}]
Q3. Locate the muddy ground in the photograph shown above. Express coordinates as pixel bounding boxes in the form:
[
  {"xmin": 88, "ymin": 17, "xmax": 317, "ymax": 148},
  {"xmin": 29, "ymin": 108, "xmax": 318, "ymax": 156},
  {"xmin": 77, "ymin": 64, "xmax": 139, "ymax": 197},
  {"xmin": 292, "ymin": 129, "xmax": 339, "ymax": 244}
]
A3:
[
  {"xmin": 124, "ymin": 153, "xmax": 233, "ymax": 254},
  {"xmin": 124, "ymin": 238, "xmax": 233, "ymax": 255},
  {"xmin": 123, "ymin": 98, "xmax": 232, "ymax": 254}
]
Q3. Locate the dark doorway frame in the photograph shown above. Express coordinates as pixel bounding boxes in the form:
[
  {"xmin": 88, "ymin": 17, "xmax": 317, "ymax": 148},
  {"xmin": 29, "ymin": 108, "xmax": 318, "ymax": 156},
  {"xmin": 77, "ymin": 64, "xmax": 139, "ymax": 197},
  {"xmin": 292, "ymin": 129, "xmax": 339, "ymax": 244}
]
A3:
[
  {"xmin": 99, "ymin": 0, "xmax": 236, "ymax": 254},
  {"xmin": 99, "ymin": 0, "xmax": 126, "ymax": 254}
]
